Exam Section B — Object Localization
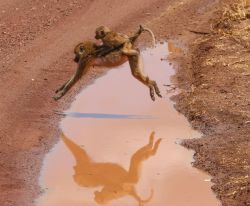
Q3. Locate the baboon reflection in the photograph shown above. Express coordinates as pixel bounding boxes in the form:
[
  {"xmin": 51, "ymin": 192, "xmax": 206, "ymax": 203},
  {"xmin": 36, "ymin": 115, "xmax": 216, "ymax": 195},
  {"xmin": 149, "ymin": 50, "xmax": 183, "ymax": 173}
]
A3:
[{"xmin": 61, "ymin": 132, "xmax": 161, "ymax": 205}]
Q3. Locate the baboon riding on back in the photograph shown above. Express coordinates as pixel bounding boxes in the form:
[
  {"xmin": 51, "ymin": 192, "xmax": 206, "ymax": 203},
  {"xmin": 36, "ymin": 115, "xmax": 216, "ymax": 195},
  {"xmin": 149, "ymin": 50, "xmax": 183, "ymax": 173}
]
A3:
[{"xmin": 54, "ymin": 25, "xmax": 162, "ymax": 101}]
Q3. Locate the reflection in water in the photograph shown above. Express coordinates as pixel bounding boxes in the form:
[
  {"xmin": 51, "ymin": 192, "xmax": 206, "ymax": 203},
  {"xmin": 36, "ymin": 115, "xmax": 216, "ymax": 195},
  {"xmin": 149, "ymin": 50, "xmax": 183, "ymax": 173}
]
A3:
[
  {"xmin": 167, "ymin": 42, "xmax": 183, "ymax": 54},
  {"xmin": 61, "ymin": 132, "xmax": 162, "ymax": 206}
]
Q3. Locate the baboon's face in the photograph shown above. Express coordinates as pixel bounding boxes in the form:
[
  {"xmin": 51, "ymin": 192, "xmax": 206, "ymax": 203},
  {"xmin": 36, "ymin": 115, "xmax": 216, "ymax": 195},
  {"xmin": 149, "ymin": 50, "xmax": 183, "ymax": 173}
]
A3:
[
  {"xmin": 95, "ymin": 26, "xmax": 110, "ymax": 39},
  {"xmin": 74, "ymin": 43, "xmax": 85, "ymax": 63}
]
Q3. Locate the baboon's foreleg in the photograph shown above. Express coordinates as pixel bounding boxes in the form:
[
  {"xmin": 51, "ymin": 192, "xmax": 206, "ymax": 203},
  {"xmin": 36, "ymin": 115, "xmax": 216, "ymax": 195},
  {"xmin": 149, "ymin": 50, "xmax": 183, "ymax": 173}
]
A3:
[
  {"xmin": 128, "ymin": 54, "xmax": 162, "ymax": 101},
  {"xmin": 53, "ymin": 60, "xmax": 88, "ymax": 100},
  {"xmin": 55, "ymin": 80, "xmax": 69, "ymax": 94}
]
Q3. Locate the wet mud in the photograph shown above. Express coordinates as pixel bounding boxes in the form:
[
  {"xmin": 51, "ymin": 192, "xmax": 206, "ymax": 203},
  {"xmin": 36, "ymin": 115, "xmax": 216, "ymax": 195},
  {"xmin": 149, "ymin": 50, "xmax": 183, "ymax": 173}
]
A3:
[{"xmin": 37, "ymin": 43, "xmax": 220, "ymax": 206}]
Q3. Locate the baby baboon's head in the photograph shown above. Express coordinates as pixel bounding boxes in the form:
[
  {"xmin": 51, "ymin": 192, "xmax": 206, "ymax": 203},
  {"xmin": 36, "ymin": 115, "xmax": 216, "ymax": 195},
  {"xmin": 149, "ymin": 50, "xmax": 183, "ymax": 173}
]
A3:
[{"xmin": 95, "ymin": 26, "xmax": 111, "ymax": 39}]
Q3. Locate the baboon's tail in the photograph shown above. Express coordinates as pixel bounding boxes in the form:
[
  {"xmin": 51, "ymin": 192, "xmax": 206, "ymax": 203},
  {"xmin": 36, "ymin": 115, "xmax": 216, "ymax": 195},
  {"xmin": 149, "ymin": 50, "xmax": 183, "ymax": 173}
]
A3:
[
  {"xmin": 140, "ymin": 189, "xmax": 154, "ymax": 204},
  {"xmin": 129, "ymin": 25, "xmax": 156, "ymax": 47},
  {"xmin": 130, "ymin": 188, "xmax": 154, "ymax": 206},
  {"xmin": 141, "ymin": 26, "xmax": 156, "ymax": 47}
]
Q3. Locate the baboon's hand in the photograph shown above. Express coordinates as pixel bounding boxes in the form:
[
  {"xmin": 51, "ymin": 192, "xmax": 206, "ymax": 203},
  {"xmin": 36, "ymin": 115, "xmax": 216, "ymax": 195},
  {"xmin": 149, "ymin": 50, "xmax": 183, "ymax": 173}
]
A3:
[
  {"xmin": 53, "ymin": 96, "xmax": 60, "ymax": 101},
  {"xmin": 53, "ymin": 95, "xmax": 61, "ymax": 101},
  {"xmin": 53, "ymin": 91, "xmax": 64, "ymax": 101}
]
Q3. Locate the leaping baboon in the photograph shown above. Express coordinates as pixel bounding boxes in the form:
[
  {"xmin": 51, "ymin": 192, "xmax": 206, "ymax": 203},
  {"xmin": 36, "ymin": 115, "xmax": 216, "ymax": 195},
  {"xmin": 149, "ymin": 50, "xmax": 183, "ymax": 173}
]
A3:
[{"xmin": 54, "ymin": 25, "xmax": 162, "ymax": 101}]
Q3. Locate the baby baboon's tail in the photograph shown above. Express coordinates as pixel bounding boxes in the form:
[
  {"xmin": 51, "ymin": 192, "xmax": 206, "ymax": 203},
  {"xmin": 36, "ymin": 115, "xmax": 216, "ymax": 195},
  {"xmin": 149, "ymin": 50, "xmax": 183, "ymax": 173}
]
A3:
[
  {"xmin": 129, "ymin": 25, "xmax": 156, "ymax": 47},
  {"xmin": 141, "ymin": 26, "xmax": 156, "ymax": 47}
]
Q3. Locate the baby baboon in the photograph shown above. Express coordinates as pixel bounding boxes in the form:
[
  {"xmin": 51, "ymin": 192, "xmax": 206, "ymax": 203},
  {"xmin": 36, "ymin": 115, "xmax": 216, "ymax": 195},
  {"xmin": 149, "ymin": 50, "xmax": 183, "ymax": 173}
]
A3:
[
  {"xmin": 95, "ymin": 26, "xmax": 161, "ymax": 101},
  {"xmin": 54, "ymin": 26, "xmax": 162, "ymax": 101}
]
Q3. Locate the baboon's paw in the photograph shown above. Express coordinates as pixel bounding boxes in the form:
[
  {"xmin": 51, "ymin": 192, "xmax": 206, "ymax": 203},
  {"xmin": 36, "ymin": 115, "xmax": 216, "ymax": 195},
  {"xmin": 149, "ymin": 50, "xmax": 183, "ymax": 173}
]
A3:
[
  {"xmin": 153, "ymin": 84, "xmax": 162, "ymax": 98},
  {"xmin": 155, "ymin": 138, "xmax": 162, "ymax": 146},
  {"xmin": 149, "ymin": 87, "xmax": 155, "ymax": 101},
  {"xmin": 152, "ymin": 138, "xmax": 162, "ymax": 154},
  {"xmin": 156, "ymin": 91, "xmax": 162, "ymax": 98},
  {"xmin": 150, "ymin": 131, "xmax": 155, "ymax": 138},
  {"xmin": 149, "ymin": 132, "xmax": 155, "ymax": 144}
]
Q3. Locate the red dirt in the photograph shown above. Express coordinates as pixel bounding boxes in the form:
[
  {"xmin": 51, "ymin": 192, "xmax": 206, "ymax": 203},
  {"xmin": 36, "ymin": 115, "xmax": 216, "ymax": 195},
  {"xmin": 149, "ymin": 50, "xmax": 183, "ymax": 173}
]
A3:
[{"xmin": 0, "ymin": 0, "xmax": 249, "ymax": 206}]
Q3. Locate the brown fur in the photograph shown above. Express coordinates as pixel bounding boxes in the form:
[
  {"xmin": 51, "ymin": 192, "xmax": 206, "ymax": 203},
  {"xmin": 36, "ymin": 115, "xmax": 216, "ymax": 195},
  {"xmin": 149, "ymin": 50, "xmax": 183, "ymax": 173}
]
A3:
[
  {"xmin": 61, "ymin": 132, "xmax": 161, "ymax": 205},
  {"xmin": 54, "ymin": 26, "xmax": 161, "ymax": 101}
]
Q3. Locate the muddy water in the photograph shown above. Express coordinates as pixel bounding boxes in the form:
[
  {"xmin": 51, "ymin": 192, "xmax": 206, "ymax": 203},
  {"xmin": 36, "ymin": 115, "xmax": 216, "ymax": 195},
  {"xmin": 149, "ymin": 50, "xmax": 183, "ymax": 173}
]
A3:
[{"xmin": 37, "ymin": 43, "xmax": 220, "ymax": 206}]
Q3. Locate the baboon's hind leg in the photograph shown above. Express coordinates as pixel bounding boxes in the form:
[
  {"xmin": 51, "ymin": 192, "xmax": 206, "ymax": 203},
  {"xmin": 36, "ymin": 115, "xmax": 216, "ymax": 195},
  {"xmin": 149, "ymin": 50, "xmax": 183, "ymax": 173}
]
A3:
[
  {"xmin": 128, "ymin": 132, "xmax": 162, "ymax": 182},
  {"xmin": 128, "ymin": 55, "xmax": 162, "ymax": 101}
]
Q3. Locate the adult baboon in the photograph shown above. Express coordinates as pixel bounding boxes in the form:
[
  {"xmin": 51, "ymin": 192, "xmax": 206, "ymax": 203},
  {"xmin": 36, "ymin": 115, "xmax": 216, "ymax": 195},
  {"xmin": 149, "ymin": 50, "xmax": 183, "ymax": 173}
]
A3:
[{"xmin": 54, "ymin": 26, "xmax": 162, "ymax": 101}]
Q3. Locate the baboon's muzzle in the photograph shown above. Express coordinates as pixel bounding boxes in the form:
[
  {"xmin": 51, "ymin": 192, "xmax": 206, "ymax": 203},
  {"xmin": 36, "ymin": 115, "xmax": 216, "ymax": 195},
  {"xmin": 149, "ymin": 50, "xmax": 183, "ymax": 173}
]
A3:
[{"xmin": 74, "ymin": 55, "xmax": 80, "ymax": 63}]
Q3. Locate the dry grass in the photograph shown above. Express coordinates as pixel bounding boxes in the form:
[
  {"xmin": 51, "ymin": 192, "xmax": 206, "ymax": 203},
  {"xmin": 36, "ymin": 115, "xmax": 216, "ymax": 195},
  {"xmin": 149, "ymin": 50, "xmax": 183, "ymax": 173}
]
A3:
[
  {"xmin": 176, "ymin": 1, "xmax": 250, "ymax": 205},
  {"xmin": 212, "ymin": 0, "xmax": 250, "ymax": 32}
]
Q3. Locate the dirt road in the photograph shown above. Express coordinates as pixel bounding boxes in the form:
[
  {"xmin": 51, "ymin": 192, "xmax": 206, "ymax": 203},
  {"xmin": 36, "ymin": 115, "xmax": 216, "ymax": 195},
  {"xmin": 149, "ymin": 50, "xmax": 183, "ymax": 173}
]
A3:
[{"xmin": 0, "ymin": 0, "xmax": 249, "ymax": 206}]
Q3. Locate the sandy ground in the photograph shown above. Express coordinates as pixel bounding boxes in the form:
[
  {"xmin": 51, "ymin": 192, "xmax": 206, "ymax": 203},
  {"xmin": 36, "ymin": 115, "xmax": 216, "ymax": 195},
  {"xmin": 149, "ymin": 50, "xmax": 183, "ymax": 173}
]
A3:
[
  {"xmin": 170, "ymin": 1, "xmax": 250, "ymax": 205},
  {"xmin": 0, "ymin": 0, "xmax": 249, "ymax": 206}
]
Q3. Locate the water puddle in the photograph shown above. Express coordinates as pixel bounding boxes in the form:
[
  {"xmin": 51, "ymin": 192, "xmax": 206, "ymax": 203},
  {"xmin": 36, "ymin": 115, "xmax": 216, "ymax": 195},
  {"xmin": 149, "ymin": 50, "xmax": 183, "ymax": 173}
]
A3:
[{"xmin": 37, "ymin": 43, "xmax": 220, "ymax": 206}]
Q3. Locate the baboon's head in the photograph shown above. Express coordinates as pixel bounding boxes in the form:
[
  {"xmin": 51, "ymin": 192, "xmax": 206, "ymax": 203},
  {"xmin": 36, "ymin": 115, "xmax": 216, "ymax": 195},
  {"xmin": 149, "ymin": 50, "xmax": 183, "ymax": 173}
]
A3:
[
  {"xmin": 73, "ymin": 41, "xmax": 96, "ymax": 63},
  {"xmin": 74, "ymin": 43, "xmax": 85, "ymax": 63},
  {"xmin": 94, "ymin": 191, "xmax": 108, "ymax": 204},
  {"xmin": 94, "ymin": 189, "xmax": 115, "ymax": 204},
  {"xmin": 95, "ymin": 26, "xmax": 111, "ymax": 39}
]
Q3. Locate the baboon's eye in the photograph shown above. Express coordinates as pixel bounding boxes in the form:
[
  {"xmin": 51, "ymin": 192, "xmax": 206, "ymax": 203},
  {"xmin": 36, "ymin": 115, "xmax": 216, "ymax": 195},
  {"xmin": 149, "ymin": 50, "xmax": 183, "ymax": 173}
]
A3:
[
  {"xmin": 100, "ymin": 31, "xmax": 105, "ymax": 36},
  {"xmin": 79, "ymin": 46, "xmax": 85, "ymax": 52}
]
